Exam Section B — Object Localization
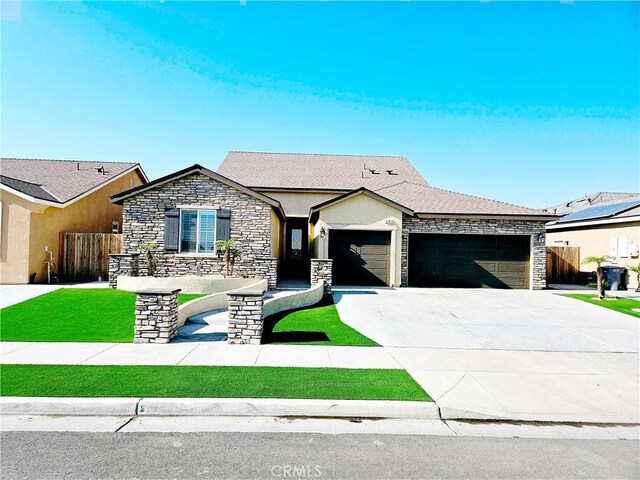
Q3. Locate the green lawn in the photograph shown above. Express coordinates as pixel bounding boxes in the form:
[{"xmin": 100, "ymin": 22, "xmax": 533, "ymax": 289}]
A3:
[
  {"xmin": 0, "ymin": 364, "xmax": 431, "ymax": 401},
  {"xmin": 0, "ymin": 289, "xmax": 206, "ymax": 343},
  {"xmin": 561, "ymin": 294, "xmax": 640, "ymax": 318},
  {"xmin": 177, "ymin": 293, "xmax": 207, "ymax": 305},
  {"xmin": 263, "ymin": 295, "xmax": 378, "ymax": 346}
]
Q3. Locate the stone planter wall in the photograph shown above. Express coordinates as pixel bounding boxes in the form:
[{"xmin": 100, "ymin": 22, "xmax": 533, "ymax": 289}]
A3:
[
  {"xmin": 311, "ymin": 258, "xmax": 333, "ymax": 294},
  {"xmin": 108, "ymin": 253, "xmax": 140, "ymax": 288},
  {"xmin": 255, "ymin": 256, "xmax": 278, "ymax": 290},
  {"xmin": 227, "ymin": 290, "xmax": 264, "ymax": 344},
  {"xmin": 134, "ymin": 288, "xmax": 181, "ymax": 343}
]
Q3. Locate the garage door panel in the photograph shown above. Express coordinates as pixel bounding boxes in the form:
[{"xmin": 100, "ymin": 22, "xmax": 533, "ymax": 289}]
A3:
[
  {"xmin": 409, "ymin": 233, "xmax": 530, "ymax": 289},
  {"xmin": 330, "ymin": 230, "xmax": 390, "ymax": 286}
]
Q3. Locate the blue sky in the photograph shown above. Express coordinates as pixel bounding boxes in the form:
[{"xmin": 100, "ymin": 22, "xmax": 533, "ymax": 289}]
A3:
[{"xmin": 2, "ymin": 1, "xmax": 638, "ymax": 208}]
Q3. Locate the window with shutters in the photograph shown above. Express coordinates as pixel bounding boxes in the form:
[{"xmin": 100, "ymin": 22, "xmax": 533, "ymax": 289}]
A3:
[{"xmin": 179, "ymin": 209, "xmax": 216, "ymax": 254}]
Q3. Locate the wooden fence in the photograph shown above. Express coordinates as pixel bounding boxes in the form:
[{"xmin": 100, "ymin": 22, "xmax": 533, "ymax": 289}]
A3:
[
  {"xmin": 546, "ymin": 246, "xmax": 581, "ymax": 284},
  {"xmin": 60, "ymin": 233, "xmax": 123, "ymax": 282}
]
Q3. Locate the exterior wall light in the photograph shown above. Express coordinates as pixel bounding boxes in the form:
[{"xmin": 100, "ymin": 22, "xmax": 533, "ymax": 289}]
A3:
[{"xmin": 320, "ymin": 227, "xmax": 326, "ymax": 239}]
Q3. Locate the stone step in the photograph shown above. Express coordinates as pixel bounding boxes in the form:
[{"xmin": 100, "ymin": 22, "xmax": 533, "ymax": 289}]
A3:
[{"xmin": 186, "ymin": 308, "xmax": 228, "ymax": 325}]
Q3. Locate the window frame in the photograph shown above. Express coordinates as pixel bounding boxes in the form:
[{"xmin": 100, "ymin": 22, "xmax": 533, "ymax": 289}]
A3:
[{"xmin": 178, "ymin": 207, "xmax": 217, "ymax": 255}]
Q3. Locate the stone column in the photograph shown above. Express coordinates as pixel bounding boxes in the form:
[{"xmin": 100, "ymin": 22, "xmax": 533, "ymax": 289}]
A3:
[
  {"xmin": 227, "ymin": 290, "xmax": 264, "ymax": 344},
  {"xmin": 134, "ymin": 288, "xmax": 181, "ymax": 343},
  {"xmin": 532, "ymin": 232, "xmax": 547, "ymax": 290},
  {"xmin": 255, "ymin": 256, "xmax": 278, "ymax": 290},
  {"xmin": 108, "ymin": 253, "xmax": 140, "ymax": 288},
  {"xmin": 311, "ymin": 258, "xmax": 333, "ymax": 294}
]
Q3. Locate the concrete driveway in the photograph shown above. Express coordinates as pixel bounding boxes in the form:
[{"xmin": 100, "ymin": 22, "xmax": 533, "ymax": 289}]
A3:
[{"xmin": 333, "ymin": 288, "xmax": 640, "ymax": 423}]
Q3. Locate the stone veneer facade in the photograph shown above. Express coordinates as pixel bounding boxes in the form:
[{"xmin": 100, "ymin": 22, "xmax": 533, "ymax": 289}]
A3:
[
  {"xmin": 310, "ymin": 259, "xmax": 333, "ymax": 294},
  {"xmin": 134, "ymin": 288, "xmax": 180, "ymax": 343},
  {"xmin": 401, "ymin": 214, "xmax": 547, "ymax": 289},
  {"xmin": 122, "ymin": 173, "xmax": 276, "ymax": 282}
]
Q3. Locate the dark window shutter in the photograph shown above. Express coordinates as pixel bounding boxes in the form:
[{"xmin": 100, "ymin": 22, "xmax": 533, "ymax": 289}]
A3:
[
  {"xmin": 216, "ymin": 209, "xmax": 231, "ymax": 241},
  {"xmin": 164, "ymin": 208, "xmax": 180, "ymax": 252}
]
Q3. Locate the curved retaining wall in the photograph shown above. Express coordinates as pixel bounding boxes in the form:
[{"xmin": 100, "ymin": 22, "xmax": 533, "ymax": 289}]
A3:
[
  {"xmin": 262, "ymin": 281, "xmax": 325, "ymax": 320},
  {"xmin": 177, "ymin": 279, "xmax": 267, "ymax": 327}
]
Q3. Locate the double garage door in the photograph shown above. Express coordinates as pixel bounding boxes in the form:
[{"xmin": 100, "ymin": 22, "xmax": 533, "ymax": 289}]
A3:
[
  {"xmin": 409, "ymin": 233, "xmax": 530, "ymax": 289},
  {"xmin": 328, "ymin": 230, "xmax": 531, "ymax": 289}
]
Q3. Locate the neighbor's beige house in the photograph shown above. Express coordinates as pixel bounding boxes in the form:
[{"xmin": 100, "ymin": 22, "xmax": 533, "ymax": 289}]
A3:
[
  {"xmin": 546, "ymin": 193, "xmax": 640, "ymax": 290},
  {"xmin": 0, "ymin": 159, "xmax": 147, "ymax": 284}
]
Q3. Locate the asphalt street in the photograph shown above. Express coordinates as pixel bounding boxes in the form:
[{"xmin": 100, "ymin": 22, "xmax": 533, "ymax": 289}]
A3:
[{"xmin": 1, "ymin": 431, "xmax": 638, "ymax": 479}]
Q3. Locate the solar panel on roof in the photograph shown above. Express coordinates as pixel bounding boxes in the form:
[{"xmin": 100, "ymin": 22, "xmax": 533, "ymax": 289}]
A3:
[{"xmin": 557, "ymin": 200, "xmax": 640, "ymax": 223}]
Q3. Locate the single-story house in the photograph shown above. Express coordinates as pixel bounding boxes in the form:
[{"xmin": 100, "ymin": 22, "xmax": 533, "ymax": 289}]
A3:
[
  {"xmin": 0, "ymin": 158, "xmax": 147, "ymax": 284},
  {"xmin": 111, "ymin": 152, "xmax": 555, "ymax": 289},
  {"xmin": 546, "ymin": 192, "xmax": 640, "ymax": 290}
]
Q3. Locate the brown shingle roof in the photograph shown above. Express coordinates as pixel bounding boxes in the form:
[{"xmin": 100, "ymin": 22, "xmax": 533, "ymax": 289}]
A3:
[
  {"xmin": 0, "ymin": 158, "xmax": 145, "ymax": 204},
  {"xmin": 216, "ymin": 151, "xmax": 429, "ymax": 191},
  {"xmin": 375, "ymin": 181, "xmax": 553, "ymax": 217}
]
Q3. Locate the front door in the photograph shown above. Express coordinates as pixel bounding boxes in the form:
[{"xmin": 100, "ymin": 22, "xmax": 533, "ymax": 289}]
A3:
[{"xmin": 284, "ymin": 218, "xmax": 309, "ymax": 280}]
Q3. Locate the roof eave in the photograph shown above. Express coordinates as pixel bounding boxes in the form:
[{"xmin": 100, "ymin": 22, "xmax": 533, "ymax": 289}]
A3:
[
  {"xmin": 111, "ymin": 164, "xmax": 287, "ymax": 220},
  {"xmin": 414, "ymin": 212, "xmax": 558, "ymax": 221},
  {"xmin": 546, "ymin": 215, "xmax": 640, "ymax": 230}
]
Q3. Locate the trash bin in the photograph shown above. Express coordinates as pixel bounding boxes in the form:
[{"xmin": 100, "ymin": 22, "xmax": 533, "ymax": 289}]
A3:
[{"xmin": 601, "ymin": 266, "xmax": 627, "ymax": 291}]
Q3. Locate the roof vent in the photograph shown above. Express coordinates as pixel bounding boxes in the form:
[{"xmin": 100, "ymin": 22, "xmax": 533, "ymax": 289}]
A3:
[
  {"xmin": 386, "ymin": 169, "xmax": 398, "ymax": 175},
  {"xmin": 96, "ymin": 167, "xmax": 106, "ymax": 175}
]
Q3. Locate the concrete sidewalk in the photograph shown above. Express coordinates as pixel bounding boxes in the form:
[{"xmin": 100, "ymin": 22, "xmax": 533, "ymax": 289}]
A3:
[
  {"xmin": 2, "ymin": 341, "xmax": 638, "ymax": 424},
  {"xmin": 0, "ymin": 342, "xmax": 401, "ymax": 369}
]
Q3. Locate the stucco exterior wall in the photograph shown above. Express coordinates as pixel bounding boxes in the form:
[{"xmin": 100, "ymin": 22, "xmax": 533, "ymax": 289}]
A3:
[
  {"xmin": 402, "ymin": 215, "xmax": 548, "ymax": 290},
  {"xmin": 258, "ymin": 191, "xmax": 339, "ymax": 217},
  {"xmin": 270, "ymin": 210, "xmax": 282, "ymax": 258},
  {"xmin": 122, "ymin": 172, "xmax": 274, "ymax": 278},
  {"xmin": 0, "ymin": 190, "xmax": 34, "ymax": 284},
  {"xmin": 1, "ymin": 170, "xmax": 144, "ymax": 284},
  {"xmin": 26, "ymin": 170, "xmax": 145, "ymax": 283},
  {"xmin": 312, "ymin": 193, "xmax": 403, "ymax": 287},
  {"xmin": 547, "ymin": 222, "xmax": 640, "ymax": 290}
]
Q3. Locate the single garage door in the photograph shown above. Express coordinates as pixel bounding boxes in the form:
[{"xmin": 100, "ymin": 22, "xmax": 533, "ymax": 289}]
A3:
[
  {"xmin": 329, "ymin": 230, "xmax": 390, "ymax": 286},
  {"xmin": 409, "ymin": 233, "xmax": 530, "ymax": 289}
]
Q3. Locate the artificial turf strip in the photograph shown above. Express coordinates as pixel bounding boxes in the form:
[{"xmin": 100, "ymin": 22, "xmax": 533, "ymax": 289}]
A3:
[
  {"xmin": 177, "ymin": 293, "xmax": 207, "ymax": 305},
  {"xmin": 0, "ymin": 289, "xmax": 207, "ymax": 343},
  {"xmin": 263, "ymin": 295, "xmax": 378, "ymax": 346},
  {"xmin": 561, "ymin": 294, "xmax": 640, "ymax": 318},
  {"xmin": 0, "ymin": 364, "xmax": 432, "ymax": 401}
]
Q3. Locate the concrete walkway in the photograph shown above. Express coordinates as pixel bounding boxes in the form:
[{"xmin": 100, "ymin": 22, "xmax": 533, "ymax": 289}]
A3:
[{"xmin": 0, "ymin": 342, "xmax": 401, "ymax": 369}]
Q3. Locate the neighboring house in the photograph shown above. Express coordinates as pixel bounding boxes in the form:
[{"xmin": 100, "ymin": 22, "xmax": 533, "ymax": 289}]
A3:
[
  {"xmin": 545, "ymin": 193, "xmax": 640, "ymax": 290},
  {"xmin": 0, "ymin": 159, "xmax": 147, "ymax": 284},
  {"xmin": 111, "ymin": 152, "xmax": 555, "ymax": 290}
]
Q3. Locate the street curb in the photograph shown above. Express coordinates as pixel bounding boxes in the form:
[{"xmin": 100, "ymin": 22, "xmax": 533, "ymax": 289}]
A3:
[
  {"xmin": 0, "ymin": 397, "xmax": 440, "ymax": 419},
  {"xmin": 0, "ymin": 397, "xmax": 140, "ymax": 416},
  {"xmin": 439, "ymin": 406, "xmax": 640, "ymax": 425},
  {"xmin": 137, "ymin": 398, "xmax": 440, "ymax": 418}
]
